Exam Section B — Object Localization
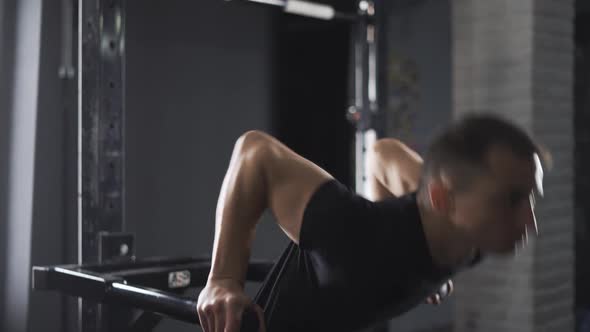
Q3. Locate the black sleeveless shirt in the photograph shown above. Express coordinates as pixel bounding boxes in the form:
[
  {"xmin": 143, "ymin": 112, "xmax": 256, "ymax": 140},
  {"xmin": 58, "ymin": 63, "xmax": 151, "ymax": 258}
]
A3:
[{"xmin": 254, "ymin": 180, "xmax": 482, "ymax": 332}]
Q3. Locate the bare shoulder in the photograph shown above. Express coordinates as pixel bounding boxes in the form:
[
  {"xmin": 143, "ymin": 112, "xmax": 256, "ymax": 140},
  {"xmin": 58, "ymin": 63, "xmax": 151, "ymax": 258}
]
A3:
[
  {"xmin": 239, "ymin": 130, "xmax": 333, "ymax": 244},
  {"xmin": 372, "ymin": 138, "xmax": 420, "ymax": 159}
]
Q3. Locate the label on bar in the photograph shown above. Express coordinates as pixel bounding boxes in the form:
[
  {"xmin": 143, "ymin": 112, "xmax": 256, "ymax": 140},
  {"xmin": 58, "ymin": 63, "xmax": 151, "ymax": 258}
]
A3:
[
  {"xmin": 168, "ymin": 270, "xmax": 191, "ymax": 289},
  {"xmin": 284, "ymin": 0, "xmax": 335, "ymax": 20}
]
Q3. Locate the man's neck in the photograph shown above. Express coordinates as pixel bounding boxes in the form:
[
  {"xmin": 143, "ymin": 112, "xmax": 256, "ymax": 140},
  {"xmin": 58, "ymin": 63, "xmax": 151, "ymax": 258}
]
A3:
[{"xmin": 416, "ymin": 197, "xmax": 476, "ymax": 270}]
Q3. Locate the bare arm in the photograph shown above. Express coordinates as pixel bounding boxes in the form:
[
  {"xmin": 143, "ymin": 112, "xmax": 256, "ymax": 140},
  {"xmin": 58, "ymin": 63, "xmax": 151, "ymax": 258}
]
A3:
[
  {"xmin": 198, "ymin": 130, "xmax": 332, "ymax": 332},
  {"xmin": 366, "ymin": 138, "xmax": 423, "ymax": 201},
  {"xmin": 208, "ymin": 131, "xmax": 332, "ymax": 282}
]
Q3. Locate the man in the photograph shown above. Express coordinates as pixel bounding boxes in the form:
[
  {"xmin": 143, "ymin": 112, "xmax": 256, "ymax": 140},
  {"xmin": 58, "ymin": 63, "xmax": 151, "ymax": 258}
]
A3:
[{"xmin": 197, "ymin": 114, "xmax": 546, "ymax": 332}]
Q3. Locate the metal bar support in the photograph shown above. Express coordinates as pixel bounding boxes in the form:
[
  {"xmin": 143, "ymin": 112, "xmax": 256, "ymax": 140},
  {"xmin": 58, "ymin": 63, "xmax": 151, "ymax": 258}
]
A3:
[{"xmin": 78, "ymin": 0, "xmax": 127, "ymax": 330}]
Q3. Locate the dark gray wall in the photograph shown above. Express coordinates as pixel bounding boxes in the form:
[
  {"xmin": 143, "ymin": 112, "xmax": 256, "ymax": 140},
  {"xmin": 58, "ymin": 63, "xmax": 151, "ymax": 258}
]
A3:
[
  {"xmin": 125, "ymin": 1, "xmax": 283, "ymax": 331},
  {"xmin": 579, "ymin": 0, "xmax": 590, "ymax": 12},
  {"xmin": 381, "ymin": 0, "xmax": 452, "ymax": 155},
  {"xmin": 381, "ymin": 0, "xmax": 453, "ymax": 331}
]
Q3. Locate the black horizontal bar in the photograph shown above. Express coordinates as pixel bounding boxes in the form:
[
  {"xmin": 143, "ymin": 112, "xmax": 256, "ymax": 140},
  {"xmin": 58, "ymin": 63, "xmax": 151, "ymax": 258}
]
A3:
[
  {"xmin": 108, "ymin": 259, "xmax": 272, "ymax": 291},
  {"xmin": 108, "ymin": 259, "xmax": 271, "ymax": 281},
  {"xmin": 32, "ymin": 257, "xmax": 272, "ymax": 330},
  {"xmin": 107, "ymin": 282, "xmax": 199, "ymax": 324},
  {"xmin": 81, "ymin": 256, "xmax": 209, "ymax": 273},
  {"xmin": 32, "ymin": 266, "xmax": 122, "ymax": 301},
  {"xmin": 33, "ymin": 266, "xmax": 200, "ymax": 322},
  {"xmin": 106, "ymin": 283, "xmax": 259, "ymax": 331}
]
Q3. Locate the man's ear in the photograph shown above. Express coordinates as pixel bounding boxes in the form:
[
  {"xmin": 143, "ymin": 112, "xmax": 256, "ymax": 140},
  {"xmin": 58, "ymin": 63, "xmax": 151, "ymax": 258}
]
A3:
[
  {"xmin": 533, "ymin": 153, "xmax": 544, "ymax": 197},
  {"xmin": 428, "ymin": 177, "xmax": 453, "ymax": 214}
]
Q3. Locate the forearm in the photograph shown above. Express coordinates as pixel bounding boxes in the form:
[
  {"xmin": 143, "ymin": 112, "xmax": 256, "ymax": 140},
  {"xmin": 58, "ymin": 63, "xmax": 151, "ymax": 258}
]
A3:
[
  {"xmin": 208, "ymin": 138, "xmax": 268, "ymax": 285},
  {"xmin": 208, "ymin": 201, "xmax": 257, "ymax": 286}
]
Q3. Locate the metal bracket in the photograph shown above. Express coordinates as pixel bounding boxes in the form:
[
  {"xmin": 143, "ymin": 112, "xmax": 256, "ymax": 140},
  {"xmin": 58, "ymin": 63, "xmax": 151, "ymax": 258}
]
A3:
[{"xmin": 98, "ymin": 232, "xmax": 134, "ymax": 263}]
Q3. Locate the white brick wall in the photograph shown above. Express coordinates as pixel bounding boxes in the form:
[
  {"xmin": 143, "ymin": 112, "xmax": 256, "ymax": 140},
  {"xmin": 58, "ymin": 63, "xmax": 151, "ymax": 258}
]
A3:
[
  {"xmin": 451, "ymin": 0, "xmax": 575, "ymax": 331},
  {"xmin": 532, "ymin": 0, "xmax": 575, "ymax": 329}
]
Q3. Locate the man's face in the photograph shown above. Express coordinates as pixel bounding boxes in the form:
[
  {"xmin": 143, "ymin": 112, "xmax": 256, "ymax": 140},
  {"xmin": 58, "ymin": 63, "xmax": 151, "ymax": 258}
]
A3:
[{"xmin": 450, "ymin": 146, "xmax": 540, "ymax": 255}]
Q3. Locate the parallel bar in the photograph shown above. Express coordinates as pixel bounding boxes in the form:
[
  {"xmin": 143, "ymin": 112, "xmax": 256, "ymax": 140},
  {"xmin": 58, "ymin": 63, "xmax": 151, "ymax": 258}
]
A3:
[
  {"xmin": 83, "ymin": 257, "xmax": 205, "ymax": 272},
  {"xmin": 106, "ymin": 283, "xmax": 261, "ymax": 331},
  {"xmin": 32, "ymin": 258, "xmax": 274, "ymax": 292},
  {"xmin": 32, "ymin": 265, "xmax": 262, "ymax": 331},
  {"xmin": 109, "ymin": 260, "xmax": 272, "ymax": 288},
  {"xmin": 32, "ymin": 267, "xmax": 120, "ymax": 301},
  {"xmin": 33, "ymin": 258, "xmax": 273, "ymax": 320},
  {"xmin": 108, "ymin": 283, "xmax": 199, "ymax": 324}
]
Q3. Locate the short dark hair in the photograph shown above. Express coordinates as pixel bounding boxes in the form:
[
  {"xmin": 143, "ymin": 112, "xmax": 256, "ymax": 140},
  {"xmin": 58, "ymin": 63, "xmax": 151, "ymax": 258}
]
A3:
[{"xmin": 420, "ymin": 113, "xmax": 548, "ymax": 192}]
